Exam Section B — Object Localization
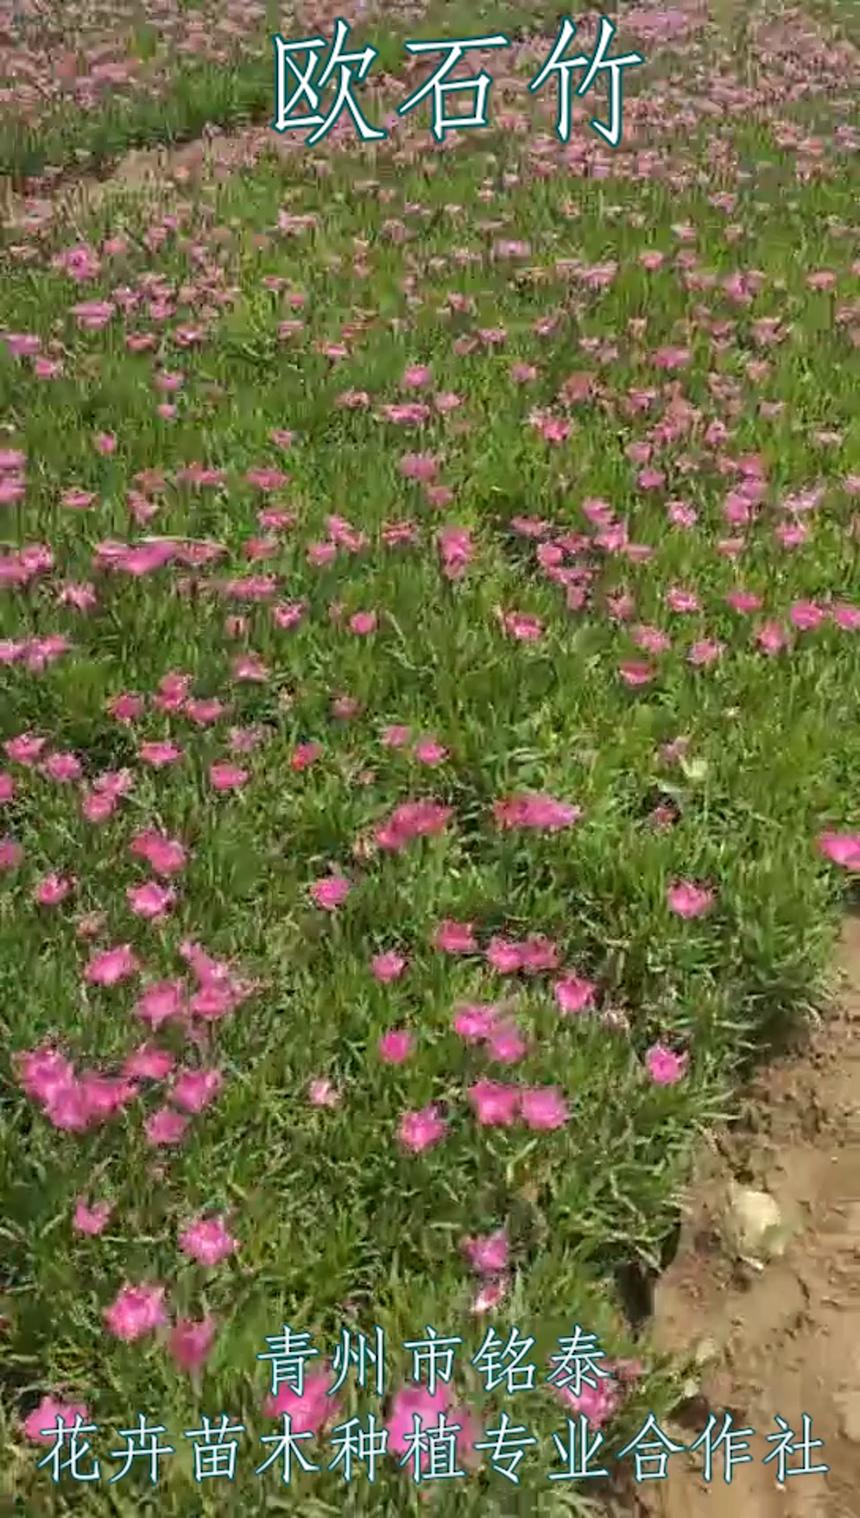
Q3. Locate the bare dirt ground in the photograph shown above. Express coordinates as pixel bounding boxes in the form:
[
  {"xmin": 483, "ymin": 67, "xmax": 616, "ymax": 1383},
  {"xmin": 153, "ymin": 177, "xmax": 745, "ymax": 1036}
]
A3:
[
  {"xmin": 0, "ymin": 125, "xmax": 275, "ymax": 227},
  {"xmin": 621, "ymin": 914, "xmax": 860, "ymax": 1518}
]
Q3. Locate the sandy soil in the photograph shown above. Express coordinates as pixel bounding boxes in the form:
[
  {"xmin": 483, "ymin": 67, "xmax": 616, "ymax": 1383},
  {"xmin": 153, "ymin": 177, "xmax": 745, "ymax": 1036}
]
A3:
[{"xmin": 623, "ymin": 915, "xmax": 860, "ymax": 1518}]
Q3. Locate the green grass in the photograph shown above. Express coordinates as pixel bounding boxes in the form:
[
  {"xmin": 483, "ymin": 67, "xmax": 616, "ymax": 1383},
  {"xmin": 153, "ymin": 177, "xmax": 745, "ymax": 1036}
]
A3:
[
  {"xmin": 802, "ymin": 0, "xmax": 860, "ymax": 41},
  {"xmin": 0, "ymin": 2, "xmax": 859, "ymax": 1511}
]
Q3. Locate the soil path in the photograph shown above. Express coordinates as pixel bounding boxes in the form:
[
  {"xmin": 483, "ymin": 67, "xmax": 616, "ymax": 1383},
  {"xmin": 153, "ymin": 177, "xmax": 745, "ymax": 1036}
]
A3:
[{"xmin": 629, "ymin": 916, "xmax": 860, "ymax": 1518}]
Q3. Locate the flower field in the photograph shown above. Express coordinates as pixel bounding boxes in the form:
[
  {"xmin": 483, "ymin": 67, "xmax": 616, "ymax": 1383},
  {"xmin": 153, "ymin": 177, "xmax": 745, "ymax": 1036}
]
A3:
[{"xmin": 0, "ymin": 0, "xmax": 858, "ymax": 1511}]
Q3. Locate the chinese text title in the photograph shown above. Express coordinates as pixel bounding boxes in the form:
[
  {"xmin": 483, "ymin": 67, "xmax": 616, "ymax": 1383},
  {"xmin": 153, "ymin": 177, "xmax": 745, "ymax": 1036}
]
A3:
[{"xmin": 272, "ymin": 16, "xmax": 645, "ymax": 149}]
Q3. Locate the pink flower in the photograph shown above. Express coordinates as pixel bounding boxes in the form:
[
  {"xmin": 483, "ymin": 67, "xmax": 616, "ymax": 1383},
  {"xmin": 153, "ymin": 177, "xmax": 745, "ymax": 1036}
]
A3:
[
  {"xmin": 414, "ymin": 737, "xmax": 448, "ymax": 766},
  {"xmin": 32, "ymin": 1074, "xmax": 89, "ymax": 1135},
  {"xmin": 618, "ymin": 660, "xmax": 655, "ymax": 686},
  {"xmin": 309, "ymin": 541, "xmax": 337, "ymax": 567},
  {"xmin": 104, "ymin": 1283, "xmax": 167, "ymax": 1342},
  {"xmin": 485, "ymin": 937, "xmax": 525, "ymax": 973},
  {"xmin": 645, "ymin": 1044, "xmax": 688, "ymax": 1085},
  {"xmin": 179, "ymin": 1216, "xmax": 238, "ymax": 1268},
  {"xmin": 43, "ymin": 1080, "xmax": 92, "ymax": 1132},
  {"xmin": 230, "ymin": 724, "xmax": 267, "ymax": 752},
  {"xmin": 501, "ymin": 611, "xmax": 544, "ymax": 642},
  {"xmin": 81, "ymin": 790, "xmax": 116, "ymax": 823},
  {"xmin": 186, "ymin": 698, "xmax": 228, "ymax": 726},
  {"xmin": 169, "ymin": 1316, "xmax": 216, "ymax": 1373},
  {"xmin": 437, "ymin": 526, "xmax": 473, "ymax": 581},
  {"xmin": 425, "ymin": 484, "xmax": 454, "ymax": 509},
  {"xmin": 378, "ymin": 1029, "xmax": 415, "ymax": 1064},
  {"xmin": 349, "ymin": 610, "xmax": 377, "ymax": 635},
  {"xmin": 41, "ymin": 751, "xmax": 82, "ymax": 782},
  {"xmin": 653, "ymin": 345, "xmax": 690, "ymax": 371},
  {"xmin": 33, "ymin": 873, "xmax": 74, "ymax": 907},
  {"xmin": 554, "ymin": 975, "xmax": 597, "ymax": 1015},
  {"xmin": 462, "ymin": 1229, "xmax": 509, "ymax": 1275},
  {"xmin": 434, "ymin": 919, "xmax": 477, "ymax": 953},
  {"xmin": 375, "ymin": 799, "xmax": 452, "ymax": 851},
  {"xmin": 665, "ymin": 585, "xmax": 700, "ymax": 614},
  {"xmin": 397, "ymin": 446, "xmax": 436, "ymax": 476},
  {"xmin": 84, "ymin": 943, "xmax": 139, "ymax": 986},
  {"xmin": 668, "ymin": 500, "xmax": 698, "ymax": 528},
  {"xmin": 371, "ymin": 950, "xmax": 407, "ymax": 982},
  {"xmin": 688, "ymin": 639, "xmax": 724, "ymax": 667},
  {"xmin": 387, "ymin": 1384, "xmax": 449, "ymax": 1455},
  {"xmin": 493, "ymin": 793, "xmax": 581, "ymax": 831},
  {"xmin": 531, "ymin": 411, "xmax": 570, "ymax": 444},
  {"xmin": 666, "ymin": 881, "xmax": 715, "ymax": 918},
  {"xmin": 76, "ymin": 1073, "xmax": 137, "ymax": 1125},
  {"xmin": 308, "ymin": 1077, "xmax": 340, "ymax": 1108},
  {"xmin": 0, "ymin": 837, "xmax": 23, "ymax": 871},
  {"xmin": 23, "ymin": 1395, "xmax": 90, "ymax": 1444},
  {"xmin": 756, "ymin": 620, "xmax": 790, "ymax": 655},
  {"xmin": 310, "ymin": 874, "xmax": 351, "ymax": 910},
  {"xmin": 291, "ymin": 741, "xmax": 322, "ymax": 771},
  {"xmin": 144, "ymin": 1108, "xmax": 189, "ymax": 1147},
  {"xmin": 381, "ymin": 724, "xmax": 412, "ymax": 749},
  {"xmin": 556, "ymin": 1377, "xmax": 620, "ymax": 1429},
  {"xmin": 61, "ymin": 488, "xmax": 96, "ymax": 512},
  {"xmin": 726, "ymin": 589, "xmax": 763, "ymax": 614},
  {"xmin": 633, "ymin": 624, "xmax": 671, "ymax": 656},
  {"xmin": 4, "ymin": 731, "xmax": 45, "ymax": 764},
  {"xmin": 515, "ymin": 934, "xmax": 557, "ymax": 972},
  {"xmin": 123, "ymin": 1044, "xmax": 175, "ymax": 1080},
  {"xmin": 273, "ymin": 600, "xmax": 307, "ymax": 630},
  {"xmin": 264, "ymin": 1368, "xmax": 337, "ymax": 1432},
  {"xmin": 403, "ymin": 364, "xmax": 432, "ymax": 389},
  {"xmin": 135, "ymin": 979, "xmax": 186, "ymax": 1029},
  {"xmin": 332, "ymin": 694, "xmax": 362, "ymax": 720},
  {"xmin": 382, "ymin": 401, "xmax": 430, "ymax": 426},
  {"xmin": 127, "ymin": 881, "xmax": 175, "ymax": 919},
  {"xmin": 73, "ymin": 1197, "xmax": 113, "ymax": 1235},
  {"xmin": 472, "ymin": 1279, "xmax": 508, "ymax": 1314},
  {"xmin": 398, "ymin": 1104, "xmax": 447, "ymax": 1152},
  {"xmin": 139, "ymin": 740, "xmax": 183, "ymax": 767},
  {"xmin": 817, "ymin": 831, "xmax": 860, "ymax": 872},
  {"xmin": 453, "ymin": 1003, "xmax": 499, "ymax": 1042},
  {"xmin": 171, "ymin": 1068, "xmax": 223, "ymax": 1113},
  {"xmin": 833, "ymin": 603, "xmax": 860, "ymax": 631},
  {"xmin": 17, "ymin": 1052, "xmax": 76, "ymax": 1128},
  {"xmin": 468, "ymin": 1080, "xmax": 519, "ymax": 1127},
  {"xmin": 790, "ymin": 600, "xmax": 826, "ymax": 631},
  {"xmin": 650, "ymin": 803, "xmax": 677, "ymax": 831},
  {"xmin": 129, "ymin": 831, "xmax": 188, "ymax": 876},
  {"xmin": 17, "ymin": 1046, "xmax": 75, "ymax": 1104},
  {"xmin": 487, "ymin": 1021, "xmax": 527, "ymax": 1064},
  {"xmin": 390, "ymin": 1386, "xmax": 482, "ymax": 1468},
  {"xmin": 209, "ymin": 761, "xmax": 249, "ymax": 792},
  {"xmin": 181, "ymin": 941, "xmax": 232, "ymax": 986},
  {"xmin": 435, "ymin": 391, "xmax": 460, "ymax": 413},
  {"xmin": 519, "ymin": 1085, "xmax": 569, "ymax": 1130},
  {"xmin": 189, "ymin": 983, "xmax": 241, "ymax": 1021}
]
